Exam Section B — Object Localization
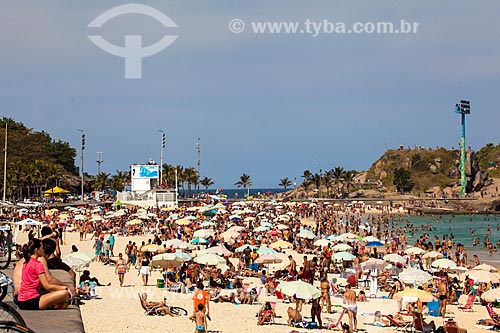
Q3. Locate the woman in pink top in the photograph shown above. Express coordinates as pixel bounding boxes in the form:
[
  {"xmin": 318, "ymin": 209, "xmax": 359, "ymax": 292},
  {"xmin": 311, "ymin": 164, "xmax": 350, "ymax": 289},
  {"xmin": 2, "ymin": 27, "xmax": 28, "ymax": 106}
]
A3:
[{"xmin": 16, "ymin": 239, "xmax": 73, "ymax": 310}]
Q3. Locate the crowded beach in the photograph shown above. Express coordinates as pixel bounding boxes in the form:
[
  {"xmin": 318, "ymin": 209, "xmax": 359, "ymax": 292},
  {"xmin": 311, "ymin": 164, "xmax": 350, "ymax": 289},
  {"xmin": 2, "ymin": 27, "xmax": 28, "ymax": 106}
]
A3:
[{"xmin": 7, "ymin": 200, "xmax": 500, "ymax": 333}]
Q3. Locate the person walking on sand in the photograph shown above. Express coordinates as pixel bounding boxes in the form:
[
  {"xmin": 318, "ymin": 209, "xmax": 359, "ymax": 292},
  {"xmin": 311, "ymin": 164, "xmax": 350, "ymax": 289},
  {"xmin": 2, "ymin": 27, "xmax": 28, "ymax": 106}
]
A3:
[
  {"xmin": 115, "ymin": 253, "xmax": 129, "ymax": 287},
  {"xmin": 139, "ymin": 253, "xmax": 151, "ymax": 286},
  {"xmin": 190, "ymin": 303, "xmax": 207, "ymax": 333},
  {"xmin": 438, "ymin": 276, "xmax": 448, "ymax": 318},
  {"xmin": 343, "ymin": 284, "xmax": 357, "ymax": 331}
]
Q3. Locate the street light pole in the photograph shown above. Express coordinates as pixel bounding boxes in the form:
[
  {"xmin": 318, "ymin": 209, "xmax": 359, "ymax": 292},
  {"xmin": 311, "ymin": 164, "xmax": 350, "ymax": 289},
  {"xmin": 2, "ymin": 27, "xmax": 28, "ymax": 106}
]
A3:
[
  {"xmin": 454, "ymin": 100, "xmax": 470, "ymax": 197},
  {"xmin": 78, "ymin": 130, "xmax": 85, "ymax": 203},
  {"xmin": 196, "ymin": 138, "xmax": 200, "ymax": 193},
  {"xmin": 2, "ymin": 122, "xmax": 7, "ymax": 203},
  {"xmin": 96, "ymin": 152, "xmax": 103, "ymax": 174},
  {"xmin": 158, "ymin": 130, "xmax": 165, "ymax": 187}
]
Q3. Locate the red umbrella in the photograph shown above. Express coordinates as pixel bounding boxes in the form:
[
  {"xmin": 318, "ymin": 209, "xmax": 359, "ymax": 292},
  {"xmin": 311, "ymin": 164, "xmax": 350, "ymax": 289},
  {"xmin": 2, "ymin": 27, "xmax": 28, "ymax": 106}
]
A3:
[{"xmin": 267, "ymin": 229, "xmax": 282, "ymax": 237}]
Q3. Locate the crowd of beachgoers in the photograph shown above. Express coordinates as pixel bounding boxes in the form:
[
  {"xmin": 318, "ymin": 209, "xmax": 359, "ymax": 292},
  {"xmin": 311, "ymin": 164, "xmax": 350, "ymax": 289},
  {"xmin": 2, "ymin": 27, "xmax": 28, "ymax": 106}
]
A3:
[{"xmin": 4, "ymin": 200, "xmax": 500, "ymax": 333}]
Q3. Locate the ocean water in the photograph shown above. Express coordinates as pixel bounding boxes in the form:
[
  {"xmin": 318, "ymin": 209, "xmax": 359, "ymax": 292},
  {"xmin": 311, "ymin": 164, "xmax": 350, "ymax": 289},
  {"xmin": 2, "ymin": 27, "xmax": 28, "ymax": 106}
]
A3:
[{"xmin": 181, "ymin": 188, "xmax": 288, "ymax": 199}]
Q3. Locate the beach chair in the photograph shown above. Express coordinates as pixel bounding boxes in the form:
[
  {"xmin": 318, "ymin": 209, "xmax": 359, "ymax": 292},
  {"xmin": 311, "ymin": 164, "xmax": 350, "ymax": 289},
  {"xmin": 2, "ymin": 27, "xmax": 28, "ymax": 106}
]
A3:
[
  {"xmin": 382, "ymin": 314, "xmax": 412, "ymax": 331},
  {"xmin": 458, "ymin": 294, "xmax": 475, "ymax": 312},
  {"xmin": 138, "ymin": 294, "xmax": 164, "ymax": 316},
  {"xmin": 325, "ymin": 308, "xmax": 347, "ymax": 329},
  {"xmin": 411, "ymin": 312, "xmax": 435, "ymax": 333},
  {"xmin": 486, "ymin": 304, "xmax": 500, "ymax": 326},
  {"xmin": 259, "ymin": 301, "xmax": 276, "ymax": 325}
]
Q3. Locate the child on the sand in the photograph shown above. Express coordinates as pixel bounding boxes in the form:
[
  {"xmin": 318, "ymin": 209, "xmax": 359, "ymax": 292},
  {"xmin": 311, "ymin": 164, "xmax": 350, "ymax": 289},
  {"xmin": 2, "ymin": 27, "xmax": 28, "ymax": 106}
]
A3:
[{"xmin": 190, "ymin": 303, "xmax": 207, "ymax": 333}]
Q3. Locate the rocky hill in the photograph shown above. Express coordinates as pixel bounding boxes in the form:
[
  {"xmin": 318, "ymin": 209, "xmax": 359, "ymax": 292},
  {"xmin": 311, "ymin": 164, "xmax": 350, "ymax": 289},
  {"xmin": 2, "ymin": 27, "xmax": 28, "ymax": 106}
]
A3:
[{"xmin": 365, "ymin": 148, "xmax": 494, "ymax": 195}]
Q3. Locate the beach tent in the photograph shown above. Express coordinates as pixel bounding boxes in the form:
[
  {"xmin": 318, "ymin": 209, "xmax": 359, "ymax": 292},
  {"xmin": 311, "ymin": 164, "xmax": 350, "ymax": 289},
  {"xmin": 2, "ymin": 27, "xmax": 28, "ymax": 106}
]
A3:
[{"xmin": 44, "ymin": 186, "xmax": 70, "ymax": 194}]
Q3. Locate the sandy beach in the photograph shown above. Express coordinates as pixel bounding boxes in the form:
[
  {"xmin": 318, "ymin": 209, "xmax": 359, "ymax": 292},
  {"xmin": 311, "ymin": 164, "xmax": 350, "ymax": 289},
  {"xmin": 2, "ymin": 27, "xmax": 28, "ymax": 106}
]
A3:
[{"xmin": 14, "ymin": 226, "xmax": 496, "ymax": 333}]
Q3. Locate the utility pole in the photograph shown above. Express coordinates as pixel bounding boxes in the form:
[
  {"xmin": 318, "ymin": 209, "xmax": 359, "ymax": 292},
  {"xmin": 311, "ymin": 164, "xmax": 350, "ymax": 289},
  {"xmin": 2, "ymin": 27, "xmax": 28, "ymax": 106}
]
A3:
[
  {"xmin": 454, "ymin": 100, "xmax": 470, "ymax": 197},
  {"xmin": 159, "ymin": 130, "xmax": 165, "ymax": 187},
  {"xmin": 196, "ymin": 138, "xmax": 200, "ymax": 193},
  {"xmin": 78, "ymin": 129, "xmax": 85, "ymax": 203},
  {"xmin": 2, "ymin": 121, "xmax": 7, "ymax": 203},
  {"xmin": 96, "ymin": 152, "xmax": 103, "ymax": 174}
]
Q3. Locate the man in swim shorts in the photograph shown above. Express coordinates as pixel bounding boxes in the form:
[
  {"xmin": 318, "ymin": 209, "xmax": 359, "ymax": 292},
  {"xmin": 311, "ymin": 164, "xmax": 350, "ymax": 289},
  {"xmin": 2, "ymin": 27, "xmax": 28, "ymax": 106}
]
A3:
[
  {"xmin": 343, "ymin": 284, "xmax": 357, "ymax": 331},
  {"xmin": 190, "ymin": 303, "xmax": 207, "ymax": 333}
]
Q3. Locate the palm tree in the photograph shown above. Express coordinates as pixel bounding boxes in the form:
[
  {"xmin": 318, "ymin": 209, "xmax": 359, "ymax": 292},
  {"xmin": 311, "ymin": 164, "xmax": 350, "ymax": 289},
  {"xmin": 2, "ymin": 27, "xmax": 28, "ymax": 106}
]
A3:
[
  {"xmin": 301, "ymin": 170, "xmax": 312, "ymax": 193},
  {"xmin": 332, "ymin": 166, "xmax": 346, "ymax": 193},
  {"xmin": 323, "ymin": 170, "xmax": 334, "ymax": 197},
  {"xmin": 310, "ymin": 173, "xmax": 322, "ymax": 197},
  {"xmin": 162, "ymin": 164, "xmax": 176, "ymax": 187},
  {"xmin": 344, "ymin": 170, "xmax": 357, "ymax": 196},
  {"xmin": 200, "ymin": 177, "xmax": 215, "ymax": 192},
  {"xmin": 93, "ymin": 172, "xmax": 110, "ymax": 191},
  {"xmin": 279, "ymin": 177, "xmax": 292, "ymax": 191},
  {"xmin": 234, "ymin": 173, "xmax": 253, "ymax": 198},
  {"xmin": 110, "ymin": 170, "xmax": 129, "ymax": 191},
  {"xmin": 45, "ymin": 163, "xmax": 63, "ymax": 189},
  {"xmin": 175, "ymin": 165, "xmax": 185, "ymax": 194},
  {"xmin": 184, "ymin": 167, "xmax": 198, "ymax": 197}
]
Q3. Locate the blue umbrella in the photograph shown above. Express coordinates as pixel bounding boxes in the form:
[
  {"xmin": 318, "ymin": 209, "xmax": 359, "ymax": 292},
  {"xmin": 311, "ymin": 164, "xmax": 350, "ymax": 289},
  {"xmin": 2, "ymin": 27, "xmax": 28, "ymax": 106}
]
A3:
[
  {"xmin": 365, "ymin": 241, "xmax": 384, "ymax": 247},
  {"xmin": 191, "ymin": 237, "xmax": 209, "ymax": 244}
]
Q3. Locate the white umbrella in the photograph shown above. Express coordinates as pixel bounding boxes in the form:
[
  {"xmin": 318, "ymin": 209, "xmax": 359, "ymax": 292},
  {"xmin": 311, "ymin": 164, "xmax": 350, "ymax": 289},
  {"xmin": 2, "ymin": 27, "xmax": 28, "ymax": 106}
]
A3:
[
  {"xmin": 405, "ymin": 247, "xmax": 426, "ymax": 255},
  {"xmin": 277, "ymin": 280, "xmax": 321, "ymax": 300},
  {"xmin": 313, "ymin": 239, "xmax": 332, "ymax": 247},
  {"xmin": 193, "ymin": 229, "xmax": 213, "ymax": 238},
  {"xmin": 235, "ymin": 244, "xmax": 258, "ymax": 253},
  {"xmin": 423, "ymin": 251, "xmax": 444, "ymax": 259},
  {"xmin": 362, "ymin": 236, "xmax": 380, "ymax": 243},
  {"xmin": 276, "ymin": 224, "xmax": 289, "ymax": 230},
  {"xmin": 332, "ymin": 244, "xmax": 352, "ymax": 252},
  {"xmin": 195, "ymin": 254, "xmax": 225, "ymax": 266},
  {"xmin": 228, "ymin": 226, "xmax": 245, "ymax": 232},
  {"xmin": 90, "ymin": 215, "xmax": 102, "ymax": 222},
  {"xmin": 431, "ymin": 259, "xmax": 457, "ymax": 269},
  {"xmin": 472, "ymin": 264, "xmax": 498, "ymax": 273},
  {"xmin": 298, "ymin": 229, "xmax": 316, "ymax": 239},
  {"xmin": 340, "ymin": 232, "xmax": 359, "ymax": 240},
  {"xmin": 151, "ymin": 253, "xmax": 183, "ymax": 268},
  {"xmin": 481, "ymin": 288, "xmax": 500, "ymax": 303},
  {"xmin": 361, "ymin": 258, "xmax": 387, "ymax": 270},
  {"xmin": 333, "ymin": 252, "xmax": 356, "ymax": 262},
  {"xmin": 164, "ymin": 239, "xmax": 192, "ymax": 250},
  {"xmin": 467, "ymin": 270, "xmax": 500, "ymax": 284},
  {"xmin": 399, "ymin": 268, "xmax": 433, "ymax": 285},
  {"xmin": 74, "ymin": 214, "xmax": 87, "ymax": 221},
  {"xmin": 383, "ymin": 254, "xmax": 405, "ymax": 264},
  {"xmin": 255, "ymin": 254, "xmax": 283, "ymax": 264},
  {"xmin": 205, "ymin": 245, "xmax": 232, "ymax": 257},
  {"xmin": 257, "ymin": 247, "xmax": 278, "ymax": 255},
  {"xmin": 253, "ymin": 226, "xmax": 269, "ymax": 233},
  {"xmin": 200, "ymin": 221, "xmax": 215, "ymax": 228}
]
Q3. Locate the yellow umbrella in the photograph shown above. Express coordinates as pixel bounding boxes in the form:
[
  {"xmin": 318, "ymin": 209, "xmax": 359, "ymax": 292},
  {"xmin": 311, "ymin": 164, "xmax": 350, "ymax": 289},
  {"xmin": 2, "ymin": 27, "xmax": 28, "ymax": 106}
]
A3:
[
  {"xmin": 58, "ymin": 213, "xmax": 70, "ymax": 219},
  {"xmin": 270, "ymin": 240, "xmax": 292, "ymax": 248},
  {"xmin": 126, "ymin": 219, "xmax": 143, "ymax": 225},
  {"xmin": 394, "ymin": 288, "xmax": 436, "ymax": 302},
  {"xmin": 176, "ymin": 218, "xmax": 191, "ymax": 225},
  {"xmin": 44, "ymin": 186, "xmax": 70, "ymax": 194}
]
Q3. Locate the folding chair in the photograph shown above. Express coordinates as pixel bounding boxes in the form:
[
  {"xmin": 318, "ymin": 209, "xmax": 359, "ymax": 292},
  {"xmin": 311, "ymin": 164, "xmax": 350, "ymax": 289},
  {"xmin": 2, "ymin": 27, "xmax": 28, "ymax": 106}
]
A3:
[{"xmin": 458, "ymin": 294, "xmax": 475, "ymax": 312}]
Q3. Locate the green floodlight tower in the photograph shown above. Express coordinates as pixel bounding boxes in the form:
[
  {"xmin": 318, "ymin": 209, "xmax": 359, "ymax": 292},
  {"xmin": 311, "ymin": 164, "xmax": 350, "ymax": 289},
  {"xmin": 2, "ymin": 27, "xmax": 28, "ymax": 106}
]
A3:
[{"xmin": 454, "ymin": 100, "xmax": 470, "ymax": 197}]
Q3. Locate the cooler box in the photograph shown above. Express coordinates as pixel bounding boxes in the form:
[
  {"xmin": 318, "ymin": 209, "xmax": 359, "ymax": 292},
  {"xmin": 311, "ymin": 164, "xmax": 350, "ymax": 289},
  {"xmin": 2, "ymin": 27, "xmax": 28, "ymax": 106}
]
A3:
[{"xmin": 157, "ymin": 279, "xmax": 165, "ymax": 288}]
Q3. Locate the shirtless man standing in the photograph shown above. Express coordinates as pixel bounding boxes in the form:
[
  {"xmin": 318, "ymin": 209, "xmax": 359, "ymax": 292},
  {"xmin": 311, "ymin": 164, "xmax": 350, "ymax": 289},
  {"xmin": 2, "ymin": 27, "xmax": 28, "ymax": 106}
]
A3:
[
  {"xmin": 302, "ymin": 256, "xmax": 310, "ymax": 282},
  {"xmin": 320, "ymin": 277, "xmax": 331, "ymax": 313},
  {"xmin": 438, "ymin": 276, "xmax": 448, "ymax": 318},
  {"xmin": 286, "ymin": 255, "xmax": 297, "ymax": 277},
  {"xmin": 343, "ymin": 285, "xmax": 357, "ymax": 331}
]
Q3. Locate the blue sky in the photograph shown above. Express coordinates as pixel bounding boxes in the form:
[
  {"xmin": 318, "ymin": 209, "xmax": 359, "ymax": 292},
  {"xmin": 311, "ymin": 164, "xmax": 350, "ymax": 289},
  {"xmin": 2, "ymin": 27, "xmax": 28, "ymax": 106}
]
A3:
[{"xmin": 1, "ymin": 1, "xmax": 499, "ymax": 188}]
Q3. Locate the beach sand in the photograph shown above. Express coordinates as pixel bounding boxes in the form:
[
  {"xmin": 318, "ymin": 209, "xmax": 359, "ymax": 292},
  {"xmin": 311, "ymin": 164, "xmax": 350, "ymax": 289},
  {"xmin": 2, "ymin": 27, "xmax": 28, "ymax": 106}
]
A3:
[{"xmin": 13, "ymin": 229, "xmax": 496, "ymax": 333}]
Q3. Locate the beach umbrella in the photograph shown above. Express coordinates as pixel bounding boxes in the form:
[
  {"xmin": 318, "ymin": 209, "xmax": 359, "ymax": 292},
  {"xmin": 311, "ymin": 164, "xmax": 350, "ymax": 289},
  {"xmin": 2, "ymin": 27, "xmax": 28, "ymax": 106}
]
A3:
[
  {"xmin": 276, "ymin": 224, "xmax": 289, "ymax": 230},
  {"xmin": 260, "ymin": 221, "xmax": 273, "ymax": 228},
  {"xmin": 228, "ymin": 226, "xmax": 245, "ymax": 232},
  {"xmin": 58, "ymin": 213, "xmax": 70, "ymax": 219},
  {"xmin": 174, "ymin": 251, "xmax": 192, "ymax": 261},
  {"xmin": 277, "ymin": 280, "xmax": 321, "ymax": 300},
  {"xmin": 185, "ymin": 216, "xmax": 197, "ymax": 220},
  {"xmin": 340, "ymin": 232, "xmax": 359, "ymax": 240},
  {"xmin": 62, "ymin": 256, "xmax": 89, "ymax": 268},
  {"xmin": 332, "ymin": 243, "xmax": 352, "ymax": 252},
  {"xmin": 176, "ymin": 218, "xmax": 191, "ymax": 226},
  {"xmin": 253, "ymin": 226, "xmax": 269, "ymax": 233},
  {"xmin": 362, "ymin": 236, "xmax": 380, "ymax": 243},
  {"xmin": 221, "ymin": 230, "xmax": 240, "ymax": 242},
  {"xmin": 200, "ymin": 221, "xmax": 215, "ymax": 228},
  {"xmin": 278, "ymin": 214, "xmax": 290, "ymax": 221},
  {"xmin": 361, "ymin": 258, "xmax": 388, "ymax": 270},
  {"xmin": 229, "ymin": 215, "xmax": 242, "ymax": 221},
  {"xmin": 365, "ymin": 241, "xmax": 384, "ymax": 247},
  {"xmin": 398, "ymin": 268, "xmax": 433, "ymax": 285},
  {"xmin": 383, "ymin": 254, "xmax": 405, "ymax": 264},
  {"xmin": 405, "ymin": 247, "xmax": 426, "ymax": 255},
  {"xmin": 151, "ymin": 253, "xmax": 183, "ymax": 268},
  {"xmin": 481, "ymin": 288, "xmax": 500, "ymax": 303},
  {"xmin": 333, "ymin": 252, "xmax": 356, "ymax": 262},
  {"xmin": 193, "ymin": 229, "xmax": 213, "ymax": 238},
  {"xmin": 255, "ymin": 254, "xmax": 283, "ymax": 264},
  {"xmin": 141, "ymin": 244, "xmax": 161, "ymax": 252},
  {"xmin": 326, "ymin": 235, "xmax": 338, "ymax": 241},
  {"xmin": 202, "ymin": 209, "xmax": 218, "ymax": 216},
  {"xmin": 468, "ymin": 270, "xmax": 500, "ymax": 284},
  {"xmin": 191, "ymin": 237, "xmax": 208, "ymax": 245},
  {"xmin": 235, "ymin": 244, "xmax": 258, "ymax": 253},
  {"xmin": 244, "ymin": 216, "xmax": 256, "ymax": 222},
  {"xmin": 267, "ymin": 229, "xmax": 282, "ymax": 237},
  {"xmin": 64, "ymin": 251, "xmax": 96, "ymax": 263},
  {"xmin": 313, "ymin": 239, "xmax": 332, "ymax": 247},
  {"xmin": 422, "ymin": 251, "xmax": 444, "ymax": 259},
  {"xmin": 90, "ymin": 215, "xmax": 103, "ymax": 222},
  {"xmin": 126, "ymin": 219, "xmax": 142, "ymax": 225},
  {"xmin": 257, "ymin": 247, "xmax": 278, "ymax": 255},
  {"xmin": 205, "ymin": 245, "xmax": 232, "ymax": 257},
  {"xmin": 297, "ymin": 229, "xmax": 316, "ymax": 239},
  {"xmin": 270, "ymin": 240, "xmax": 292, "ymax": 248},
  {"xmin": 113, "ymin": 210, "xmax": 127, "ymax": 217},
  {"xmin": 165, "ymin": 239, "xmax": 192, "ymax": 250},
  {"xmin": 195, "ymin": 253, "xmax": 225, "ymax": 266},
  {"xmin": 394, "ymin": 288, "xmax": 436, "ymax": 302},
  {"xmin": 472, "ymin": 264, "xmax": 498, "ymax": 273},
  {"xmin": 431, "ymin": 259, "xmax": 456, "ymax": 269}
]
